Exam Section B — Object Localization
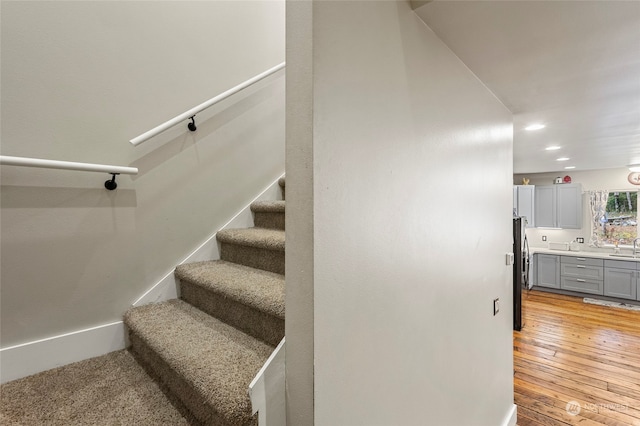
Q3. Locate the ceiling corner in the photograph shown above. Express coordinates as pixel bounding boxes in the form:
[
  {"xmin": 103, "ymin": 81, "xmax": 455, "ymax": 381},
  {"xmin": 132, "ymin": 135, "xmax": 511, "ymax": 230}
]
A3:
[{"xmin": 410, "ymin": 0, "xmax": 432, "ymax": 11}]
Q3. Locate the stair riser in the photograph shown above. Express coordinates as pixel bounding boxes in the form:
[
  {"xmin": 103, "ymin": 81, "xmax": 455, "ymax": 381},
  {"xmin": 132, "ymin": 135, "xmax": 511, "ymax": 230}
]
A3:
[
  {"xmin": 220, "ymin": 243, "xmax": 284, "ymax": 275},
  {"xmin": 180, "ymin": 281, "xmax": 284, "ymax": 346},
  {"xmin": 253, "ymin": 212, "xmax": 285, "ymax": 230},
  {"xmin": 127, "ymin": 331, "xmax": 251, "ymax": 426}
]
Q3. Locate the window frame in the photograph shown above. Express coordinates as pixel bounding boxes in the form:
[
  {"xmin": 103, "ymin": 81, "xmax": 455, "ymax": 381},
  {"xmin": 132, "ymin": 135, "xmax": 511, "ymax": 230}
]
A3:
[{"xmin": 599, "ymin": 189, "xmax": 638, "ymax": 248}]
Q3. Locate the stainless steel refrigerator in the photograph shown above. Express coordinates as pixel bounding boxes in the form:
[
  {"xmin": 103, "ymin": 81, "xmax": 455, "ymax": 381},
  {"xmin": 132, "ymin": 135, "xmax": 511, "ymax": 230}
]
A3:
[{"xmin": 513, "ymin": 217, "xmax": 530, "ymax": 331}]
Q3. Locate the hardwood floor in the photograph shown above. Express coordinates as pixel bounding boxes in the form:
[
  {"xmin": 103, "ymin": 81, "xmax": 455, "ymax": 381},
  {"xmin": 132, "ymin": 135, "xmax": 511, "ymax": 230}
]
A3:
[{"xmin": 515, "ymin": 290, "xmax": 640, "ymax": 426}]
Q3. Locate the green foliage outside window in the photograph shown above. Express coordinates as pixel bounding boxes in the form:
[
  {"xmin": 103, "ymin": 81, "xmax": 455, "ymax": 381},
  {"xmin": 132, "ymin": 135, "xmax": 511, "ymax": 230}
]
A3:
[{"xmin": 603, "ymin": 191, "xmax": 638, "ymax": 246}]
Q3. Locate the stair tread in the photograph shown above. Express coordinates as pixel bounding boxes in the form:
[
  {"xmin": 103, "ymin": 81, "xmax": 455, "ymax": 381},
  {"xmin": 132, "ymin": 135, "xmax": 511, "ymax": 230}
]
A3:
[
  {"xmin": 176, "ymin": 260, "xmax": 284, "ymax": 319},
  {"xmin": 124, "ymin": 299, "xmax": 273, "ymax": 425},
  {"xmin": 250, "ymin": 200, "xmax": 285, "ymax": 213},
  {"xmin": 217, "ymin": 228, "xmax": 285, "ymax": 251}
]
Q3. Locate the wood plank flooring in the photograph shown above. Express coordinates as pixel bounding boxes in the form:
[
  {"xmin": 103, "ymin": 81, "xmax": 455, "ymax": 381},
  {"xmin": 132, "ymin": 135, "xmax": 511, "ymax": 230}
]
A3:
[{"xmin": 515, "ymin": 290, "xmax": 640, "ymax": 426}]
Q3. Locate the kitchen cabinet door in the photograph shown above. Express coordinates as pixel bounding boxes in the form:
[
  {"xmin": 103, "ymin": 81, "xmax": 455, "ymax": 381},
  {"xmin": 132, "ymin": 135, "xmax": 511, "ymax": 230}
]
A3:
[
  {"xmin": 557, "ymin": 184, "xmax": 582, "ymax": 229},
  {"xmin": 534, "ymin": 184, "xmax": 582, "ymax": 229},
  {"xmin": 535, "ymin": 186, "xmax": 556, "ymax": 228},
  {"xmin": 604, "ymin": 267, "xmax": 637, "ymax": 300},
  {"xmin": 537, "ymin": 254, "xmax": 560, "ymax": 289},
  {"xmin": 514, "ymin": 185, "xmax": 535, "ymax": 227}
]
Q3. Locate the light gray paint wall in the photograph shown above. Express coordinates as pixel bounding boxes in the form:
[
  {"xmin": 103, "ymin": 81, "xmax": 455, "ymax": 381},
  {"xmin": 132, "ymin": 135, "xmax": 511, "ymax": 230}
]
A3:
[
  {"xmin": 0, "ymin": 1, "xmax": 285, "ymax": 347},
  {"xmin": 515, "ymin": 168, "xmax": 638, "ymax": 247},
  {"xmin": 287, "ymin": 1, "xmax": 514, "ymax": 424},
  {"xmin": 285, "ymin": 1, "xmax": 314, "ymax": 425}
]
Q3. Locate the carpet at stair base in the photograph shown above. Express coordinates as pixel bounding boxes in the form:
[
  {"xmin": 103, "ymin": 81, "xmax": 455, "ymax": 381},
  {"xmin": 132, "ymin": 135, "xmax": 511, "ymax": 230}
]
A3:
[
  {"xmin": 176, "ymin": 260, "xmax": 285, "ymax": 346},
  {"xmin": 124, "ymin": 299, "xmax": 274, "ymax": 426},
  {"xmin": 0, "ymin": 350, "xmax": 190, "ymax": 425},
  {"xmin": 217, "ymin": 228, "xmax": 285, "ymax": 275}
]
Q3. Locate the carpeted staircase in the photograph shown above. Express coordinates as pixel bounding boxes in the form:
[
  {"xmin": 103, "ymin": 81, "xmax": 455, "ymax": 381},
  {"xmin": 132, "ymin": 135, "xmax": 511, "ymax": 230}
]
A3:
[{"xmin": 124, "ymin": 177, "xmax": 285, "ymax": 426}]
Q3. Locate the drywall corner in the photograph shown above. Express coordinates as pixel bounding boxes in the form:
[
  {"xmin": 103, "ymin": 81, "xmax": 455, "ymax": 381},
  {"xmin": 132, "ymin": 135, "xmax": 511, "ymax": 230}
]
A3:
[{"xmin": 285, "ymin": 0, "xmax": 314, "ymax": 424}]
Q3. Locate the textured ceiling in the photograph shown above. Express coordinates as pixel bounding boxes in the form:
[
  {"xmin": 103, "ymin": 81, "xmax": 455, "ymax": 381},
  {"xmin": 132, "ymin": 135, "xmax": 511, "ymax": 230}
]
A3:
[{"xmin": 415, "ymin": 1, "xmax": 640, "ymax": 174}]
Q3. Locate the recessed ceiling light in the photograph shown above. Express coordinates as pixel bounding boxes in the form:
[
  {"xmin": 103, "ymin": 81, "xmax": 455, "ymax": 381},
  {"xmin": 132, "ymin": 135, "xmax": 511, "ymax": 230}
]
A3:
[
  {"xmin": 545, "ymin": 146, "xmax": 561, "ymax": 151},
  {"xmin": 556, "ymin": 157, "xmax": 570, "ymax": 161},
  {"xmin": 525, "ymin": 124, "xmax": 546, "ymax": 131},
  {"xmin": 564, "ymin": 166, "xmax": 576, "ymax": 170}
]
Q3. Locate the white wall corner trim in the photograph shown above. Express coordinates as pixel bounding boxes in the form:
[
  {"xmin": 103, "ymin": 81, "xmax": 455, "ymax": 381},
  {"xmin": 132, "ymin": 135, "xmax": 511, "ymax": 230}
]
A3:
[
  {"xmin": 249, "ymin": 338, "xmax": 286, "ymax": 426},
  {"xmin": 0, "ymin": 321, "xmax": 126, "ymax": 384},
  {"xmin": 503, "ymin": 404, "xmax": 518, "ymax": 426},
  {"xmin": 133, "ymin": 173, "xmax": 285, "ymax": 307}
]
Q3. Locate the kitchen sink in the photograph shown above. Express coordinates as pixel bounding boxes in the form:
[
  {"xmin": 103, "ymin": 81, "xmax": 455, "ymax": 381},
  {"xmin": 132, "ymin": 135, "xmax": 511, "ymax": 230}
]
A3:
[{"xmin": 609, "ymin": 253, "xmax": 639, "ymax": 259}]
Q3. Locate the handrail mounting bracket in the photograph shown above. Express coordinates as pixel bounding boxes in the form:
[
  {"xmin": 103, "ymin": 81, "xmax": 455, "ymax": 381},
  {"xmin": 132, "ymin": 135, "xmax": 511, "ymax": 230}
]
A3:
[
  {"xmin": 188, "ymin": 116, "xmax": 197, "ymax": 132},
  {"xmin": 105, "ymin": 173, "xmax": 120, "ymax": 191}
]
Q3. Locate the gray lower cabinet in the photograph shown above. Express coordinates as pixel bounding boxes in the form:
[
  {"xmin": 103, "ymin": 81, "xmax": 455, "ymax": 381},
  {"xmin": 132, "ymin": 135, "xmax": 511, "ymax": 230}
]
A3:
[
  {"xmin": 535, "ymin": 253, "xmax": 640, "ymax": 301},
  {"xmin": 560, "ymin": 276, "xmax": 604, "ymax": 295},
  {"xmin": 560, "ymin": 259, "xmax": 604, "ymax": 281},
  {"xmin": 560, "ymin": 256, "xmax": 603, "ymax": 295},
  {"xmin": 537, "ymin": 254, "xmax": 560, "ymax": 289},
  {"xmin": 604, "ymin": 260, "xmax": 638, "ymax": 301}
]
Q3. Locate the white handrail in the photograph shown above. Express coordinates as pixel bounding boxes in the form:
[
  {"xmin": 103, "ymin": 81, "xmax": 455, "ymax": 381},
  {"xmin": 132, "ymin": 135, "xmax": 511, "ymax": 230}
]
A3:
[
  {"xmin": 130, "ymin": 62, "xmax": 286, "ymax": 147},
  {"xmin": 0, "ymin": 155, "xmax": 138, "ymax": 175}
]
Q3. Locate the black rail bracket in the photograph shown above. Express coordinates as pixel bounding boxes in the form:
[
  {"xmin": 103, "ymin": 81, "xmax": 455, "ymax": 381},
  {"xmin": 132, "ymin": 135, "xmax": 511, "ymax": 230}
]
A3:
[
  {"xmin": 105, "ymin": 173, "xmax": 119, "ymax": 190},
  {"xmin": 188, "ymin": 116, "xmax": 197, "ymax": 132}
]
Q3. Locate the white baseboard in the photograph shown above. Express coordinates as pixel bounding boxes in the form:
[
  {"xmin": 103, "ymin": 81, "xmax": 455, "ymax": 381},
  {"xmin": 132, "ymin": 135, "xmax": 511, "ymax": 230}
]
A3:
[
  {"xmin": 0, "ymin": 173, "xmax": 284, "ymax": 384},
  {"xmin": 502, "ymin": 404, "xmax": 517, "ymax": 426},
  {"xmin": 0, "ymin": 321, "xmax": 126, "ymax": 384},
  {"xmin": 133, "ymin": 173, "xmax": 284, "ymax": 306}
]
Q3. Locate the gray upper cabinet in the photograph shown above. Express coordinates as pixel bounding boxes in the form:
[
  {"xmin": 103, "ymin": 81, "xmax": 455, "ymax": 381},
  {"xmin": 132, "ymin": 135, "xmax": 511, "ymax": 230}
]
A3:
[
  {"xmin": 557, "ymin": 184, "xmax": 582, "ymax": 228},
  {"xmin": 534, "ymin": 186, "xmax": 556, "ymax": 228},
  {"xmin": 513, "ymin": 185, "xmax": 535, "ymax": 227},
  {"xmin": 534, "ymin": 184, "xmax": 582, "ymax": 229}
]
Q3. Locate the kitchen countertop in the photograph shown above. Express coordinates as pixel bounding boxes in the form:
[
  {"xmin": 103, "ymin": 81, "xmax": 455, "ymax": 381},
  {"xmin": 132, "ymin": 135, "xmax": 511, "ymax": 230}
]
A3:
[{"xmin": 530, "ymin": 247, "xmax": 640, "ymax": 262}]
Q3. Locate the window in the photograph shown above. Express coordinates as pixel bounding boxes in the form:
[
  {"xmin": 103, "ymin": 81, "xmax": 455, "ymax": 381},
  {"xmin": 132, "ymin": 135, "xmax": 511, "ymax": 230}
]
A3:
[{"xmin": 601, "ymin": 191, "xmax": 637, "ymax": 246}]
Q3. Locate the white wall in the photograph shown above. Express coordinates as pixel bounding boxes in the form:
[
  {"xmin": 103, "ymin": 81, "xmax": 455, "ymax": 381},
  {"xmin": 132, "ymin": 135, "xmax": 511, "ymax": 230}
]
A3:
[
  {"xmin": 287, "ymin": 1, "xmax": 515, "ymax": 425},
  {"xmin": 284, "ymin": 0, "xmax": 315, "ymax": 424},
  {"xmin": 514, "ymin": 168, "xmax": 637, "ymax": 248},
  {"xmin": 0, "ymin": 1, "xmax": 285, "ymax": 348}
]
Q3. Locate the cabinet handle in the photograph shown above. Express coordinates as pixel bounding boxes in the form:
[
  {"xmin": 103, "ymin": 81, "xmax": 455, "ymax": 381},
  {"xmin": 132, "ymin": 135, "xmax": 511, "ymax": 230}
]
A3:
[
  {"xmin": 576, "ymin": 279, "xmax": 586, "ymax": 282},
  {"xmin": 576, "ymin": 265, "xmax": 586, "ymax": 269},
  {"xmin": 576, "ymin": 258, "xmax": 586, "ymax": 261}
]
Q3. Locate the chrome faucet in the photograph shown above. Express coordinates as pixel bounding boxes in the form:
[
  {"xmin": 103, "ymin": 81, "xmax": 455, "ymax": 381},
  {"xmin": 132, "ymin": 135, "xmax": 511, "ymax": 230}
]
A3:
[{"xmin": 634, "ymin": 238, "xmax": 640, "ymax": 256}]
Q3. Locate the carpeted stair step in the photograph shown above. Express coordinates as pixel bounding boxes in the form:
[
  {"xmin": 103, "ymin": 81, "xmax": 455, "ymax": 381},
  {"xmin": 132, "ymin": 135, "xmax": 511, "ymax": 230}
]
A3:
[
  {"xmin": 124, "ymin": 299, "xmax": 274, "ymax": 426},
  {"xmin": 217, "ymin": 228, "xmax": 285, "ymax": 275},
  {"xmin": 278, "ymin": 177, "xmax": 285, "ymax": 200},
  {"xmin": 251, "ymin": 200, "xmax": 285, "ymax": 230},
  {"xmin": 176, "ymin": 260, "xmax": 284, "ymax": 346}
]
